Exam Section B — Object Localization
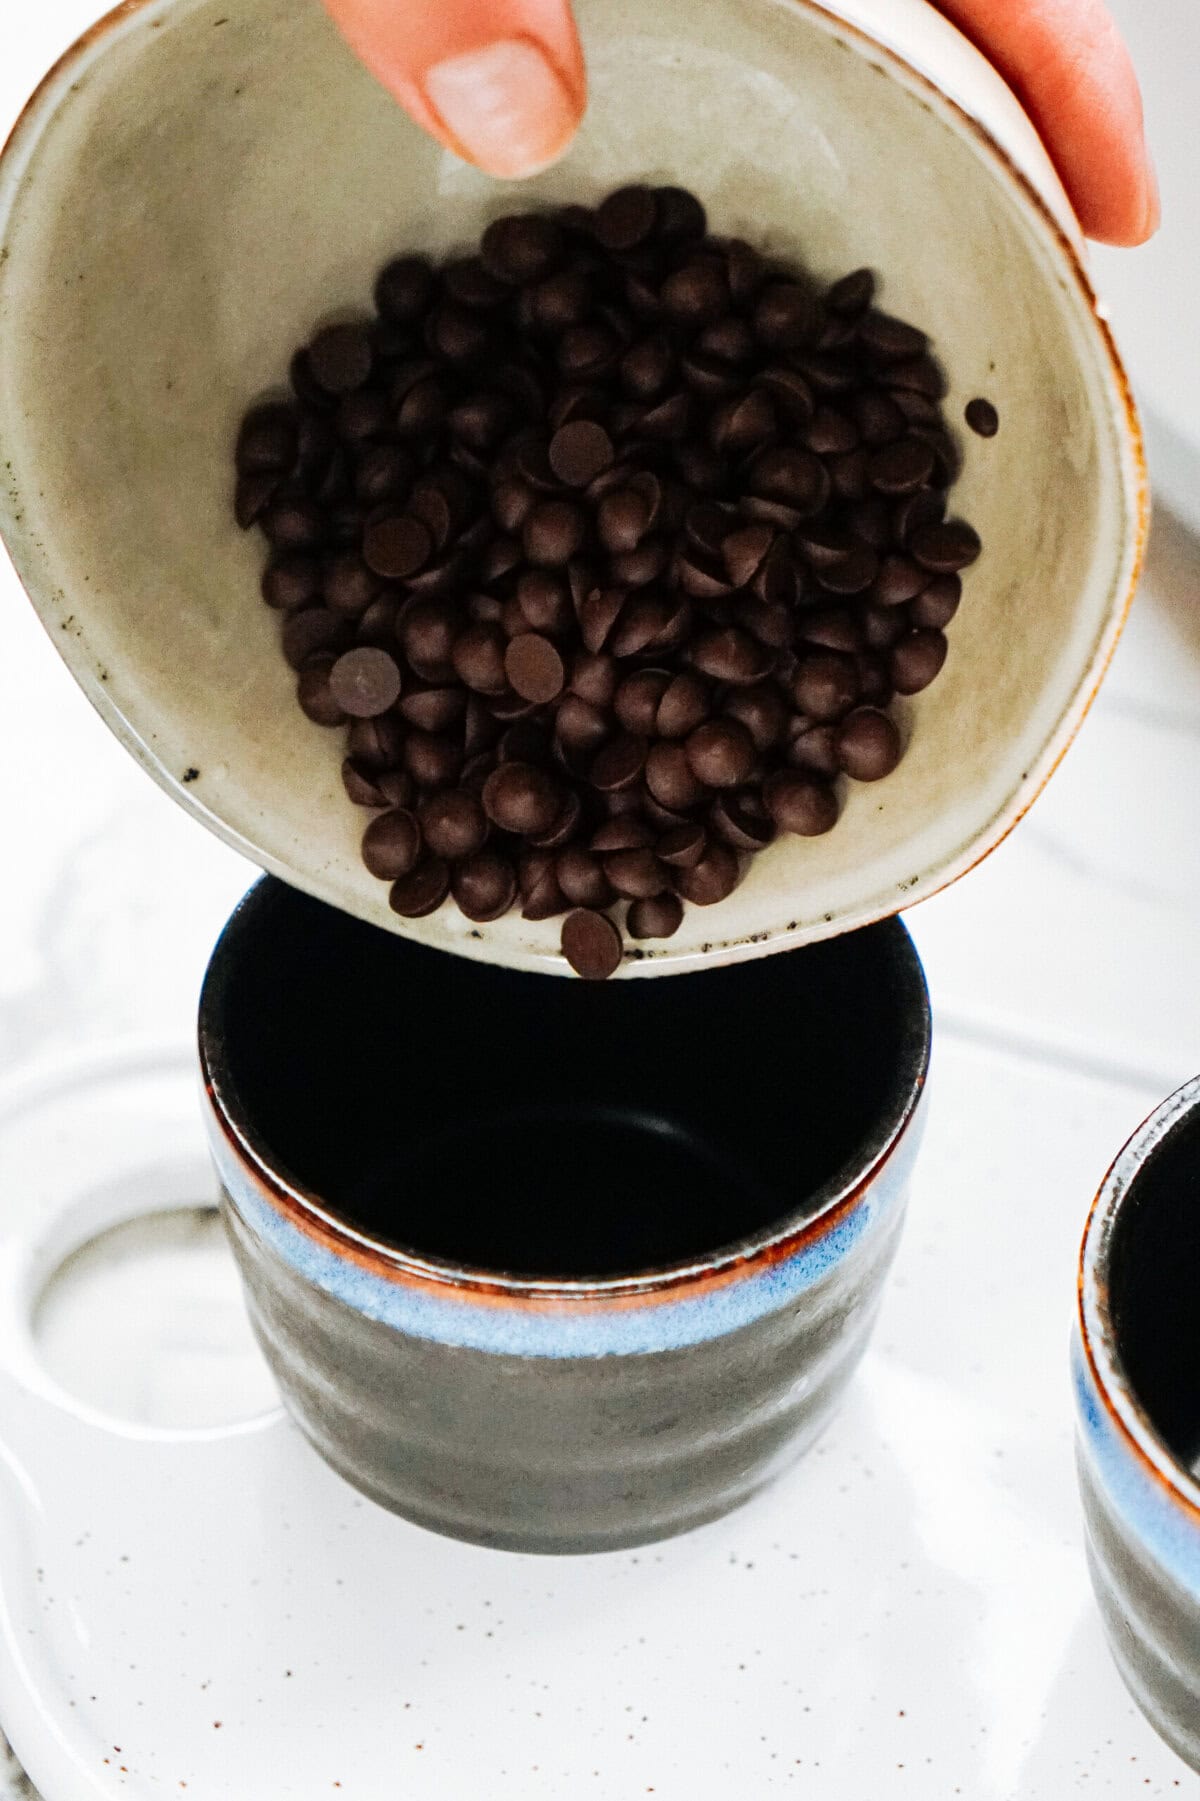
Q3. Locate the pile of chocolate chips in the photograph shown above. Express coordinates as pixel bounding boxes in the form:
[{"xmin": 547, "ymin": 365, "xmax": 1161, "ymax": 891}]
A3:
[{"xmin": 235, "ymin": 184, "xmax": 986, "ymax": 979}]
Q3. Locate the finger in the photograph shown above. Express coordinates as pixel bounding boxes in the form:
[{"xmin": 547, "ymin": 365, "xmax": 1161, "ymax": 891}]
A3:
[
  {"xmin": 322, "ymin": 0, "xmax": 586, "ymax": 180},
  {"xmin": 931, "ymin": 0, "xmax": 1159, "ymax": 245}
]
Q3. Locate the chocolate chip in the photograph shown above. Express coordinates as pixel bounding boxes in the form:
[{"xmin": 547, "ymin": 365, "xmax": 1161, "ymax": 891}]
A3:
[
  {"xmin": 403, "ymin": 732, "xmax": 462, "ymax": 788},
  {"xmin": 561, "ymin": 908, "xmax": 623, "ymax": 979},
  {"xmin": 754, "ymin": 282, "xmax": 819, "ymax": 350},
  {"xmin": 590, "ymin": 733, "xmax": 648, "ymax": 793},
  {"xmin": 827, "ymin": 268, "xmax": 875, "ymax": 316},
  {"xmin": 548, "ymin": 419, "xmax": 615, "ymax": 487},
  {"xmin": 348, "ymin": 713, "xmax": 405, "ymax": 768},
  {"xmin": 263, "ymin": 554, "xmax": 322, "ymax": 611},
  {"xmin": 645, "ymin": 742, "xmax": 706, "ymax": 811},
  {"xmin": 529, "ymin": 270, "xmax": 591, "ymax": 331},
  {"xmin": 723, "ymin": 683, "xmax": 788, "ymax": 751},
  {"xmin": 764, "ymin": 772, "xmax": 838, "ymax": 836},
  {"xmin": 910, "ymin": 520, "xmax": 981, "ymax": 573},
  {"xmin": 836, "ymin": 707, "xmax": 901, "ymax": 780},
  {"xmin": 710, "ymin": 791, "xmax": 775, "ymax": 851},
  {"xmin": 868, "ymin": 436, "xmax": 937, "ymax": 495},
  {"xmin": 342, "ymin": 758, "xmax": 391, "ymax": 807},
  {"xmin": 519, "ymin": 850, "xmax": 567, "ymax": 920},
  {"xmin": 723, "ymin": 523, "xmax": 775, "ymax": 588},
  {"xmin": 308, "ymin": 323, "xmax": 373, "ymax": 394},
  {"xmin": 661, "ymin": 261, "xmax": 728, "ymax": 327},
  {"xmin": 324, "ymin": 553, "xmax": 378, "ymax": 617},
  {"xmin": 261, "ymin": 498, "xmax": 325, "ymax": 549},
  {"xmin": 673, "ymin": 843, "xmax": 739, "ymax": 905},
  {"xmin": 872, "ymin": 552, "xmax": 930, "ymax": 606},
  {"xmin": 604, "ymin": 848, "xmax": 666, "ymax": 899},
  {"xmin": 909, "ymin": 574, "xmax": 961, "ymax": 630},
  {"xmin": 297, "ymin": 659, "xmax": 347, "ymax": 727},
  {"xmin": 399, "ymin": 601, "xmax": 458, "ymax": 678},
  {"xmin": 363, "ymin": 514, "xmax": 431, "ymax": 580},
  {"xmin": 375, "ymin": 256, "xmax": 434, "ymax": 321},
  {"xmin": 858, "ymin": 311, "xmax": 927, "ymax": 363},
  {"xmin": 236, "ymin": 405, "xmax": 297, "ymax": 474},
  {"xmin": 656, "ymin": 672, "xmax": 710, "ymax": 739},
  {"xmin": 557, "ymin": 849, "xmax": 616, "ymax": 909},
  {"xmin": 654, "ymin": 186, "xmax": 706, "ymax": 244},
  {"xmin": 965, "ymin": 396, "xmax": 999, "ymax": 437},
  {"xmin": 792, "ymin": 651, "xmax": 861, "ymax": 721},
  {"xmin": 524, "ymin": 499, "xmax": 587, "ymax": 567},
  {"xmin": 685, "ymin": 719, "xmax": 755, "ymax": 789},
  {"xmin": 281, "ymin": 608, "xmax": 350, "ymax": 670},
  {"xmin": 569, "ymin": 651, "xmax": 618, "ymax": 709},
  {"xmin": 451, "ymin": 852, "xmax": 516, "ymax": 922},
  {"xmin": 621, "ymin": 337, "xmax": 675, "ymax": 400},
  {"xmin": 627, "ymin": 894, "xmax": 684, "ymax": 939},
  {"xmin": 362, "ymin": 808, "xmax": 422, "ymax": 879},
  {"xmin": 328, "ymin": 647, "xmax": 402, "ymax": 717},
  {"xmin": 389, "ymin": 858, "xmax": 450, "ymax": 917},
  {"xmin": 481, "ymin": 214, "xmax": 563, "ymax": 284},
  {"xmin": 691, "ymin": 628, "xmax": 772, "ymax": 685},
  {"xmin": 505, "ymin": 633, "xmax": 566, "ymax": 704},
  {"xmin": 657, "ymin": 822, "xmax": 707, "ymax": 868},
  {"xmin": 891, "ymin": 629, "xmax": 948, "ymax": 693},
  {"xmin": 418, "ymin": 789, "xmax": 488, "ymax": 860},
  {"xmin": 482, "ymin": 761, "xmax": 562, "ymax": 835},
  {"xmin": 597, "ymin": 488, "xmax": 650, "ymax": 555}
]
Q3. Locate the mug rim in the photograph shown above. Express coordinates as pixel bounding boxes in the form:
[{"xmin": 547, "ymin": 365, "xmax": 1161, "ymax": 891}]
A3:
[
  {"xmin": 1077, "ymin": 1074, "xmax": 1200, "ymax": 1525},
  {"xmin": 0, "ymin": 0, "xmax": 1147, "ymax": 980},
  {"xmin": 199, "ymin": 879, "xmax": 931, "ymax": 1305}
]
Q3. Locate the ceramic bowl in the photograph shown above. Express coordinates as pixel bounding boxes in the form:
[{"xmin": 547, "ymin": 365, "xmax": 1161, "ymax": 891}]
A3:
[
  {"xmin": 0, "ymin": 0, "xmax": 1144, "ymax": 977},
  {"xmin": 200, "ymin": 880, "xmax": 930, "ymax": 1551},
  {"xmin": 1074, "ymin": 1076, "xmax": 1200, "ymax": 1772}
]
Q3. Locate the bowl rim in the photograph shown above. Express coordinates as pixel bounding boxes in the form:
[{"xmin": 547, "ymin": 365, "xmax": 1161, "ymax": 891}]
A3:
[
  {"xmin": 1077, "ymin": 1074, "xmax": 1200, "ymax": 1524},
  {"xmin": 0, "ymin": 0, "xmax": 1149, "ymax": 979},
  {"xmin": 198, "ymin": 878, "xmax": 931, "ymax": 1303}
]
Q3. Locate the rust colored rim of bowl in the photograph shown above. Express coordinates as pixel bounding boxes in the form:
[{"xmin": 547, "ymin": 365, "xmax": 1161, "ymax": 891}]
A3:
[
  {"xmin": 198, "ymin": 885, "xmax": 931, "ymax": 1307},
  {"xmin": 0, "ymin": 0, "xmax": 1147, "ymax": 978},
  {"xmin": 1077, "ymin": 1076, "xmax": 1200, "ymax": 1527}
]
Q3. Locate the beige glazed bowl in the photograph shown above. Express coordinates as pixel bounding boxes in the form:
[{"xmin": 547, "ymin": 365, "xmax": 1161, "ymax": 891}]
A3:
[{"xmin": 0, "ymin": 0, "xmax": 1145, "ymax": 975}]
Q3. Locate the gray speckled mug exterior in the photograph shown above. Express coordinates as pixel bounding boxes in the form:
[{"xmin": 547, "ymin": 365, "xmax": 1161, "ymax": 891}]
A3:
[
  {"xmin": 200, "ymin": 881, "xmax": 930, "ymax": 1553},
  {"xmin": 1074, "ymin": 1077, "xmax": 1200, "ymax": 1771}
]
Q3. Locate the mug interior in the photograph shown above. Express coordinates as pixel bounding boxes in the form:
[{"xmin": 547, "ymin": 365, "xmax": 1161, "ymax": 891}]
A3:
[
  {"xmin": 201, "ymin": 882, "xmax": 929, "ymax": 1280},
  {"xmin": 1105, "ymin": 1105, "xmax": 1200, "ymax": 1476},
  {"xmin": 0, "ymin": 0, "xmax": 1141, "ymax": 974}
]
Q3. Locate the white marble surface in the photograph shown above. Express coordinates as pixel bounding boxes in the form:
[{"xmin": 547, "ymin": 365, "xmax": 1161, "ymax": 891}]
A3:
[{"xmin": 5, "ymin": 7, "xmax": 1200, "ymax": 1796}]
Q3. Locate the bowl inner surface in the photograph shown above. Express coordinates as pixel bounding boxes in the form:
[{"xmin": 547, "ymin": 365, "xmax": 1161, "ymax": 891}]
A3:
[
  {"xmin": 0, "ymin": 0, "xmax": 1138, "ymax": 973},
  {"xmin": 204, "ymin": 884, "xmax": 926, "ymax": 1279},
  {"xmin": 1108, "ymin": 1110, "xmax": 1200, "ymax": 1477}
]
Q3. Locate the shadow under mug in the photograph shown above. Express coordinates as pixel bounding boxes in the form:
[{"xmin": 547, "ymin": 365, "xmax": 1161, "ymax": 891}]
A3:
[
  {"xmin": 1075, "ymin": 1077, "xmax": 1200, "ymax": 1771},
  {"xmin": 200, "ymin": 880, "xmax": 930, "ymax": 1552}
]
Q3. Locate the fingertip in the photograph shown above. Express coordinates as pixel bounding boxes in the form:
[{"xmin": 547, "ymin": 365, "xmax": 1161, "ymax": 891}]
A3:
[
  {"xmin": 321, "ymin": 0, "xmax": 585, "ymax": 179},
  {"xmin": 424, "ymin": 36, "xmax": 584, "ymax": 180}
]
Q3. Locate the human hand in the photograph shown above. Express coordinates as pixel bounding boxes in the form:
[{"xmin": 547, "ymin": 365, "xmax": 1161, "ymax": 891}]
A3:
[{"xmin": 320, "ymin": 0, "xmax": 1157, "ymax": 246}]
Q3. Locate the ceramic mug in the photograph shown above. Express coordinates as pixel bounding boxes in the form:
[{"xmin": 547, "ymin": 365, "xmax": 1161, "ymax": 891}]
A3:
[
  {"xmin": 1074, "ymin": 1077, "xmax": 1200, "ymax": 1771},
  {"xmin": 0, "ymin": 0, "xmax": 1145, "ymax": 978},
  {"xmin": 200, "ymin": 879, "xmax": 930, "ymax": 1551}
]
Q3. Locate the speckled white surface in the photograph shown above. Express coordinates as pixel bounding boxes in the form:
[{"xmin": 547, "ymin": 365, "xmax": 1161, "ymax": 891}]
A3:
[{"xmin": 3, "ymin": 7, "xmax": 1200, "ymax": 1797}]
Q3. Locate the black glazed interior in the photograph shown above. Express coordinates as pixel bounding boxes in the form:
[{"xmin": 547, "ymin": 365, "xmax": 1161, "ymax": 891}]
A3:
[
  {"xmin": 201, "ymin": 881, "xmax": 928, "ymax": 1279},
  {"xmin": 1108, "ymin": 1106, "xmax": 1200, "ymax": 1471}
]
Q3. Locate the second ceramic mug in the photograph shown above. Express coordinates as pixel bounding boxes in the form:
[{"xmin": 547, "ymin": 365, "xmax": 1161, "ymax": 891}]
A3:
[
  {"xmin": 200, "ymin": 880, "xmax": 930, "ymax": 1552},
  {"xmin": 1075, "ymin": 1078, "xmax": 1200, "ymax": 1770}
]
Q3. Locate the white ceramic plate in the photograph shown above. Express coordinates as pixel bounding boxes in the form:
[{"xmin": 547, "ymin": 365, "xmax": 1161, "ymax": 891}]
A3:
[{"xmin": 0, "ymin": 1037, "xmax": 1188, "ymax": 1800}]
